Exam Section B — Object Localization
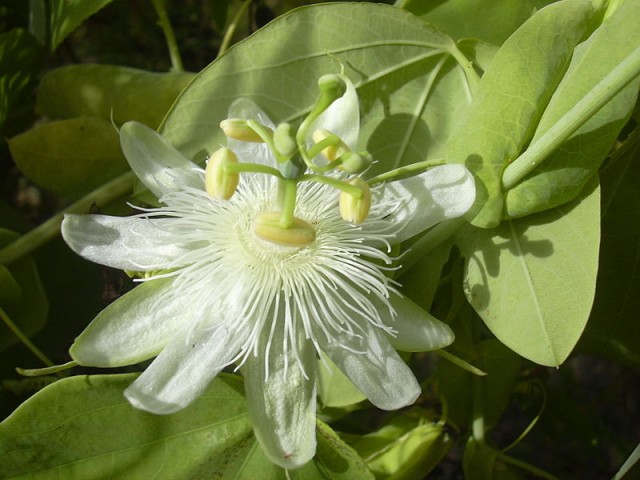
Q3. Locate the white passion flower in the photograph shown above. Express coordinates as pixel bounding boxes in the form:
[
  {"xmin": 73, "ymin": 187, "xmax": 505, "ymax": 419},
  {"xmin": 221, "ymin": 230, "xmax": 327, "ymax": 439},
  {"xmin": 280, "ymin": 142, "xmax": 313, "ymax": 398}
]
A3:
[{"xmin": 61, "ymin": 75, "xmax": 476, "ymax": 469}]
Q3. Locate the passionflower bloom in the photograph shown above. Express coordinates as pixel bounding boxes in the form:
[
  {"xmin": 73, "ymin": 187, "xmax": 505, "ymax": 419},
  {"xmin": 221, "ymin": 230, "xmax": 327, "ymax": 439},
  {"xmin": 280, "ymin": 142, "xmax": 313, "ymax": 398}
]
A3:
[{"xmin": 61, "ymin": 75, "xmax": 475, "ymax": 469}]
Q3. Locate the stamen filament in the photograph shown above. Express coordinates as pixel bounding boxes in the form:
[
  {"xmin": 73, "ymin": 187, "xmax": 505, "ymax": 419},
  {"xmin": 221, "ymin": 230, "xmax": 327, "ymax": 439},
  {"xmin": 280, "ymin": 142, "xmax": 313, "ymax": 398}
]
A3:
[
  {"xmin": 223, "ymin": 162, "xmax": 283, "ymax": 178},
  {"xmin": 302, "ymin": 174, "xmax": 364, "ymax": 198},
  {"xmin": 246, "ymin": 119, "xmax": 289, "ymax": 163}
]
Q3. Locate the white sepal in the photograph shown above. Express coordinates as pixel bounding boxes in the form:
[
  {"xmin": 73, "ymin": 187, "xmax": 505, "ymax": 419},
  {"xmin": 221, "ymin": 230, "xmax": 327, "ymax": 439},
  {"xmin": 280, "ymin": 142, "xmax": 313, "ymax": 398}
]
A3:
[{"xmin": 120, "ymin": 121, "xmax": 202, "ymax": 199}]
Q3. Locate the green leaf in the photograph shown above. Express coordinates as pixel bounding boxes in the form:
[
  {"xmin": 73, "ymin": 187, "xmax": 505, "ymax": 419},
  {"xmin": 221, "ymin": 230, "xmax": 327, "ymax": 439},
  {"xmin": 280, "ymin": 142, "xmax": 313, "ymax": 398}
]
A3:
[
  {"xmin": 36, "ymin": 64, "xmax": 195, "ymax": 129},
  {"xmin": 161, "ymin": 3, "xmax": 475, "ymax": 174},
  {"xmin": 0, "ymin": 373, "xmax": 372, "ymax": 479},
  {"xmin": 347, "ymin": 413, "xmax": 451, "ymax": 480},
  {"xmin": 504, "ymin": 0, "xmax": 640, "ymax": 218},
  {"xmin": 317, "ymin": 354, "xmax": 366, "ymax": 408},
  {"xmin": 400, "ymin": 0, "xmax": 539, "ymax": 45},
  {"xmin": 0, "ymin": 28, "xmax": 43, "ymax": 134},
  {"xmin": 0, "ymin": 229, "xmax": 48, "ymax": 352},
  {"xmin": 48, "ymin": 0, "xmax": 114, "ymax": 51},
  {"xmin": 445, "ymin": 0, "xmax": 604, "ymax": 228},
  {"xmin": 8, "ymin": 116, "xmax": 129, "ymax": 199},
  {"xmin": 579, "ymin": 127, "xmax": 640, "ymax": 364},
  {"xmin": 459, "ymin": 178, "xmax": 600, "ymax": 366}
]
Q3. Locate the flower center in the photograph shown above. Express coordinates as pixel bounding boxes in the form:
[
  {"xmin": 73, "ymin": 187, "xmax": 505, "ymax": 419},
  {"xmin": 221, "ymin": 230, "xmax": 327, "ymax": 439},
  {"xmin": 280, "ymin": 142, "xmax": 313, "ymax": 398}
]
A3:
[{"xmin": 208, "ymin": 74, "xmax": 376, "ymax": 248}]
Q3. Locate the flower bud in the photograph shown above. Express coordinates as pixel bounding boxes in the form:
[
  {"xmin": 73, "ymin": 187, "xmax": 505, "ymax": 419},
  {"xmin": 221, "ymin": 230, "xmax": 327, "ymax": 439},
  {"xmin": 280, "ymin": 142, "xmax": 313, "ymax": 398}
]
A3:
[
  {"xmin": 312, "ymin": 129, "xmax": 349, "ymax": 162},
  {"xmin": 220, "ymin": 118, "xmax": 270, "ymax": 142},
  {"xmin": 274, "ymin": 123, "xmax": 297, "ymax": 157},
  {"xmin": 253, "ymin": 212, "xmax": 316, "ymax": 247},
  {"xmin": 205, "ymin": 147, "xmax": 240, "ymax": 200},
  {"xmin": 339, "ymin": 177, "xmax": 371, "ymax": 224},
  {"xmin": 338, "ymin": 151, "xmax": 373, "ymax": 174}
]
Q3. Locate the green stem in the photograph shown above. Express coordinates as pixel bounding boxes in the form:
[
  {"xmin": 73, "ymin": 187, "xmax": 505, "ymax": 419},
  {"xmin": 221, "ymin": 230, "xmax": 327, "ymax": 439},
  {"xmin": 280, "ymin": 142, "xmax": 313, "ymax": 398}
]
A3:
[
  {"xmin": 218, "ymin": 0, "xmax": 252, "ymax": 57},
  {"xmin": 246, "ymin": 119, "xmax": 288, "ymax": 163},
  {"xmin": 0, "ymin": 307, "xmax": 54, "ymax": 367},
  {"xmin": 0, "ymin": 172, "xmax": 136, "ymax": 266},
  {"xmin": 449, "ymin": 43, "xmax": 480, "ymax": 95},
  {"xmin": 502, "ymin": 44, "xmax": 640, "ymax": 190},
  {"xmin": 302, "ymin": 174, "xmax": 362, "ymax": 198},
  {"xmin": 306, "ymin": 133, "xmax": 341, "ymax": 160},
  {"xmin": 367, "ymin": 158, "xmax": 446, "ymax": 186},
  {"xmin": 151, "ymin": 0, "xmax": 183, "ymax": 72},
  {"xmin": 17, "ymin": 360, "xmax": 78, "ymax": 377},
  {"xmin": 436, "ymin": 350, "xmax": 487, "ymax": 376},
  {"xmin": 496, "ymin": 452, "xmax": 561, "ymax": 480},
  {"xmin": 224, "ymin": 162, "xmax": 283, "ymax": 178}
]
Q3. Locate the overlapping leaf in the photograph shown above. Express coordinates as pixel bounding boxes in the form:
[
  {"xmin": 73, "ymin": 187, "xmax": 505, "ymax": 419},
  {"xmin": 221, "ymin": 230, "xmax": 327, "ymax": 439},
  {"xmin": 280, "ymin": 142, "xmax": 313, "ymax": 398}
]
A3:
[
  {"xmin": 504, "ymin": 0, "xmax": 640, "ymax": 218},
  {"xmin": 445, "ymin": 0, "xmax": 604, "ymax": 228},
  {"xmin": 0, "ymin": 373, "xmax": 372, "ymax": 479}
]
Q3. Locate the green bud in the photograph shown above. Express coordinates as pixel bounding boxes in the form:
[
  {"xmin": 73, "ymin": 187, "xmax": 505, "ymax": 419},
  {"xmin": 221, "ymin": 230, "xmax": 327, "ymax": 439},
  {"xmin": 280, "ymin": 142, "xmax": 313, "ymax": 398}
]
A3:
[
  {"xmin": 312, "ymin": 129, "xmax": 349, "ymax": 162},
  {"xmin": 220, "ymin": 118, "xmax": 270, "ymax": 142},
  {"xmin": 253, "ymin": 212, "xmax": 316, "ymax": 247},
  {"xmin": 205, "ymin": 147, "xmax": 240, "ymax": 200},
  {"xmin": 339, "ymin": 177, "xmax": 371, "ymax": 224},
  {"xmin": 318, "ymin": 73, "xmax": 347, "ymax": 101},
  {"xmin": 338, "ymin": 151, "xmax": 373, "ymax": 174},
  {"xmin": 273, "ymin": 123, "xmax": 298, "ymax": 157}
]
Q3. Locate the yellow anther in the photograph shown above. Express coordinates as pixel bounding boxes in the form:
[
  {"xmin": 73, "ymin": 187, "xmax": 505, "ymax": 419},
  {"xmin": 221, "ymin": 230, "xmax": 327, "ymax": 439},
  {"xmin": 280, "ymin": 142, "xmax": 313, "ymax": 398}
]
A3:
[
  {"xmin": 220, "ymin": 118, "xmax": 271, "ymax": 142},
  {"xmin": 312, "ymin": 129, "xmax": 349, "ymax": 162},
  {"xmin": 205, "ymin": 147, "xmax": 240, "ymax": 200},
  {"xmin": 339, "ymin": 177, "xmax": 371, "ymax": 224}
]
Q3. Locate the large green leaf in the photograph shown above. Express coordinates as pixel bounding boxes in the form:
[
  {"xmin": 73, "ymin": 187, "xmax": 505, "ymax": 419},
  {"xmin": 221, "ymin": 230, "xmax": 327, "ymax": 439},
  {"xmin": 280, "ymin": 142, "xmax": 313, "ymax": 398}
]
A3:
[
  {"xmin": 0, "ymin": 373, "xmax": 373, "ymax": 479},
  {"xmin": 400, "ymin": 0, "xmax": 542, "ymax": 45},
  {"xmin": 460, "ymin": 178, "xmax": 600, "ymax": 366},
  {"xmin": 445, "ymin": 0, "xmax": 604, "ymax": 228},
  {"xmin": 0, "ymin": 229, "xmax": 48, "ymax": 353},
  {"xmin": 504, "ymin": 0, "xmax": 640, "ymax": 218},
  {"xmin": 48, "ymin": 0, "xmax": 115, "ymax": 51},
  {"xmin": 36, "ymin": 65, "xmax": 195, "ymax": 129},
  {"xmin": 0, "ymin": 29, "xmax": 43, "ymax": 135},
  {"xmin": 8, "ymin": 116, "xmax": 129, "ymax": 199},
  {"xmin": 161, "ymin": 3, "xmax": 475, "ymax": 174}
]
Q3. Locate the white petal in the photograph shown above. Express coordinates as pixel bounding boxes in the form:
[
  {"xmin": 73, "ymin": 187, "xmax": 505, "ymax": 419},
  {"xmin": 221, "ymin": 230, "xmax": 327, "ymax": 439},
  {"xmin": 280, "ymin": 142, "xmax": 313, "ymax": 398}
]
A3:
[
  {"xmin": 322, "ymin": 323, "xmax": 421, "ymax": 411},
  {"xmin": 308, "ymin": 74, "xmax": 360, "ymax": 150},
  {"xmin": 70, "ymin": 277, "xmax": 189, "ymax": 367},
  {"xmin": 242, "ymin": 329, "xmax": 317, "ymax": 469},
  {"xmin": 120, "ymin": 121, "xmax": 202, "ymax": 198},
  {"xmin": 384, "ymin": 164, "xmax": 476, "ymax": 242},
  {"xmin": 62, "ymin": 214, "xmax": 190, "ymax": 271},
  {"xmin": 385, "ymin": 292, "xmax": 454, "ymax": 352},
  {"xmin": 226, "ymin": 98, "xmax": 275, "ymax": 167},
  {"xmin": 124, "ymin": 324, "xmax": 243, "ymax": 414}
]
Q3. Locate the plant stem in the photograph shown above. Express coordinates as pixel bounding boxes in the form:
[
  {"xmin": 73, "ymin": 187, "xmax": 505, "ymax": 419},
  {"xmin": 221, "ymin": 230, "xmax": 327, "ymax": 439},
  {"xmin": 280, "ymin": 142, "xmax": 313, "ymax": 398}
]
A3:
[
  {"xmin": 0, "ymin": 307, "xmax": 54, "ymax": 367},
  {"xmin": 502, "ymin": 44, "xmax": 640, "ymax": 190},
  {"xmin": 218, "ymin": 0, "xmax": 252, "ymax": 57},
  {"xmin": 497, "ymin": 452, "xmax": 561, "ymax": 480},
  {"xmin": 151, "ymin": 0, "xmax": 184, "ymax": 72},
  {"xmin": 302, "ymin": 174, "xmax": 362, "ymax": 197},
  {"xmin": 0, "ymin": 172, "xmax": 136, "ymax": 266},
  {"xmin": 367, "ymin": 158, "xmax": 445, "ymax": 186}
]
